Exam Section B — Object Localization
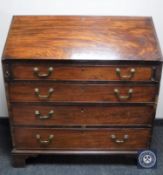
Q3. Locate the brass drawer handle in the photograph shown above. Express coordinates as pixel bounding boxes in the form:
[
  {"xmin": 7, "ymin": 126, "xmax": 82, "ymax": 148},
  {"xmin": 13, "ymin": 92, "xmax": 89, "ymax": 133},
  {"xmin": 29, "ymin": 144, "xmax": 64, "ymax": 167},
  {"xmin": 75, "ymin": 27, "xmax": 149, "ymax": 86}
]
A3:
[
  {"xmin": 35, "ymin": 110, "xmax": 54, "ymax": 120},
  {"xmin": 116, "ymin": 68, "xmax": 135, "ymax": 80},
  {"xmin": 34, "ymin": 88, "xmax": 54, "ymax": 99},
  {"xmin": 36, "ymin": 134, "xmax": 54, "ymax": 146},
  {"xmin": 33, "ymin": 67, "xmax": 53, "ymax": 78},
  {"xmin": 114, "ymin": 88, "xmax": 133, "ymax": 100},
  {"xmin": 111, "ymin": 134, "xmax": 128, "ymax": 144}
]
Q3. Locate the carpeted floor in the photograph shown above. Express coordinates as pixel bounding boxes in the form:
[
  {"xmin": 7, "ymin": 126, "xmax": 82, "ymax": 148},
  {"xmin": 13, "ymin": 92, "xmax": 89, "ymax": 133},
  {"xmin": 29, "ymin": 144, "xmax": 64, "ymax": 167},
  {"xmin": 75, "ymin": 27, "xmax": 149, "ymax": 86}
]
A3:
[{"xmin": 0, "ymin": 120, "xmax": 163, "ymax": 175}]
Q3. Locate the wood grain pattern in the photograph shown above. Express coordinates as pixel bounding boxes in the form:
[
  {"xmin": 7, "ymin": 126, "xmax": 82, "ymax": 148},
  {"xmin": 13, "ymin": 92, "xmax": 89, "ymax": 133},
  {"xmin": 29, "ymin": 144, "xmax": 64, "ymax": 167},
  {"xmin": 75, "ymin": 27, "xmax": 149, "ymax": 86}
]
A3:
[
  {"xmin": 11, "ymin": 63, "xmax": 154, "ymax": 81},
  {"xmin": 2, "ymin": 16, "xmax": 162, "ymax": 166},
  {"xmin": 13, "ymin": 127, "xmax": 151, "ymax": 150},
  {"xmin": 3, "ymin": 16, "xmax": 162, "ymax": 61},
  {"xmin": 11, "ymin": 104, "xmax": 155, "ymax": 126},
  {"xmin": 8, "ymin": 82, "xmax": 157, "ymax": 102}
]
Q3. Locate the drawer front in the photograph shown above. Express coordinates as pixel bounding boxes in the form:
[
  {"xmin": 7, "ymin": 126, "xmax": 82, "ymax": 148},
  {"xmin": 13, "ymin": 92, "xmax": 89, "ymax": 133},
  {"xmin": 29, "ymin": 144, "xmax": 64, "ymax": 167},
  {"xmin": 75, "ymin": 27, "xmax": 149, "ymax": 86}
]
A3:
[
  {"xmin": 14, "ymin": 128, "xmax": 151, "ymax": 150},
  {"xmin": 11, "ymin": 64, "xmax": 154, "ymax": 81},
  {"xmin": 11, "ymin": 104, "xmax": 155, "ymax": 126},
  {"xmin": 9, "ymin": 83, "xmax": 157, "ymax": 102}
]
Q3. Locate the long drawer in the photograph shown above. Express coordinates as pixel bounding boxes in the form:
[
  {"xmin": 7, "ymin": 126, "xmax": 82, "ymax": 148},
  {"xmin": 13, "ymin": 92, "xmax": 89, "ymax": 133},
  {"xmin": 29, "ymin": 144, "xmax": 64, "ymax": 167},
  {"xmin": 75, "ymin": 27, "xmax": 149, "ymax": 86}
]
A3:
[
  {"xmin": 11, "ymin": 64, "xmax": 155, "ymax": 81},
  {"xmin": 11, "ymin": 104, "xmax": 155, "ymax": 126},
  {"xmin": 8, "ymin": 83, "xmax": 157, "ymax": 102},
  {"xmin": 13, "ymin": 128, "xmax": 151, "ymax": 150}
]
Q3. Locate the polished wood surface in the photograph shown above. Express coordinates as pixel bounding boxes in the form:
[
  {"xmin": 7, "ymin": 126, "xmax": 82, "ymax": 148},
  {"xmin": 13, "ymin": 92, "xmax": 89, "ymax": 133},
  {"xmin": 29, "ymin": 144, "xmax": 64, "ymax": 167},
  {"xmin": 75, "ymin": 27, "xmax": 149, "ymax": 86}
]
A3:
[
  {"xmin": 2, "ymin": 16, "xmax": 162, "ymax": 167},
  {"xmin": 11, "ymin": 104, "xmax": 155, "ymax": 126},
  {"xmin": 9, "ymin": 83, "xmax": 157, "ymax": 102},
  {"xmin": 11, "ymin": 63, "xmax": 154, "ymax": 81},
  {"xmin": 3, "ymin": 16, "xmax": 162, "ymax": 61},
  {"xmin": 13, "ymin": 127, "xmax": 151, "ymax": 150}
]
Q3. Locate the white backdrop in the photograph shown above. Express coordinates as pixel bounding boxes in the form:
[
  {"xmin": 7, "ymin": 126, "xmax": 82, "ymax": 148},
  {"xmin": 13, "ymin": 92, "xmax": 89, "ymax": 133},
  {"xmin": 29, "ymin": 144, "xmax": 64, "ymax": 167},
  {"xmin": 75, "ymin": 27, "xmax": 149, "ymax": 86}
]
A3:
[{"xmin": 0, "ymin": 0, "xmax": 163, "ymax": 118}]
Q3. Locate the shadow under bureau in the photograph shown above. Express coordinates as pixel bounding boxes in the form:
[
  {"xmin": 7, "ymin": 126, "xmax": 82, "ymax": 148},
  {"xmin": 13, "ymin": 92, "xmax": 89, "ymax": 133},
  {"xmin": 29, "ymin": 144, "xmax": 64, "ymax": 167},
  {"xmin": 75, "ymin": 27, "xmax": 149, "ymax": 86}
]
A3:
[{"xmin": 2, "ymin": 16, "xmax": 162, "ymax": 167}]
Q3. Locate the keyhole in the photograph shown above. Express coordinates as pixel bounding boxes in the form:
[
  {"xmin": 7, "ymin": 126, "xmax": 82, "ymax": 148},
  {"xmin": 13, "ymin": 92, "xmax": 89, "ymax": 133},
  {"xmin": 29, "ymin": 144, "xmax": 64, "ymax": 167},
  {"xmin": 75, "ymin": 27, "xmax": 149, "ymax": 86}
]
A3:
[
  {"xmin": 5, "ymin": 71, "xmax": 9, "ymax": 78},
  {"xmin": 81, "ymin": 108, "xmax": 85, "ymax": 113}
]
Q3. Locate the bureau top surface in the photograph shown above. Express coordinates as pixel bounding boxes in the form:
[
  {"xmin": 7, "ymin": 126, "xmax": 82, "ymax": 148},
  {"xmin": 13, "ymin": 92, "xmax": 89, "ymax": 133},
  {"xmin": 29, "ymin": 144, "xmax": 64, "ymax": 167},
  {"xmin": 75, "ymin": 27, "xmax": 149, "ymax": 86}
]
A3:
[{"xmin": 2, "ymin": 16, "xmax": 162, "ymax": 61}]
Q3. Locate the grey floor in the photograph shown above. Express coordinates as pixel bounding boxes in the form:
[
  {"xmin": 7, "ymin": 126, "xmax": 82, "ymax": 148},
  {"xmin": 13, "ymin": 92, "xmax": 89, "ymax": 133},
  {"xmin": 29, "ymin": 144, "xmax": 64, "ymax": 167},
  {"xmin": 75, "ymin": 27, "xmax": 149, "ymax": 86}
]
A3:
[{"xmin": 0, "ymin": 120, "xmax": 163, "ymax": 175}]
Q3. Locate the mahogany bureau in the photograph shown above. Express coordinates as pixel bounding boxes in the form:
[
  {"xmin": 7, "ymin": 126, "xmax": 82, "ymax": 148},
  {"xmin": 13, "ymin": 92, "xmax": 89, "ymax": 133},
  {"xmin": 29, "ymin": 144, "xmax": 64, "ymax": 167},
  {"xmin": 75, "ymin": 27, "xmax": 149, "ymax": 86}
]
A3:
[{"xmin": 2, "ymin": 16, "xmax": 162, "ymax": 167}]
